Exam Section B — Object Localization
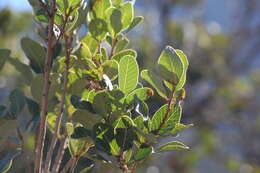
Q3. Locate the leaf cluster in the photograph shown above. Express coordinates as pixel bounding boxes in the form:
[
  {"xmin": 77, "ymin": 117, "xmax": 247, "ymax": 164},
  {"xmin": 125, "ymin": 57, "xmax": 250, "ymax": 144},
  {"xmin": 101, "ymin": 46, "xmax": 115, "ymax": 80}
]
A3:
[{"xmin": 0, "ymin": 0, "xmax": 191, "ymax": 172}]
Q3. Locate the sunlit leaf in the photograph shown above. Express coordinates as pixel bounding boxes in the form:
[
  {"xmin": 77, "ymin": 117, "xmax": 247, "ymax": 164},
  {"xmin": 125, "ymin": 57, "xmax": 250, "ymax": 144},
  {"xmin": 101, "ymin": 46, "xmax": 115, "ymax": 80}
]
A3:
[
  {"xmin": 141, "ymin": 70, "xmax": 169, "ymax": 99},
  {"xmin": 157, "ymin": 141, "xmax": 189, "ymax": 152},
  {"xmin": 134, "ymin": 144, "xmax": 152, "ymax": 161},
  {"xmin": 112, "ymin": 49, "xmax": 137, "ymax": 62},
  {"xmin": 119, "ymin": 55, "xmax": 139, "ymax": 94}
]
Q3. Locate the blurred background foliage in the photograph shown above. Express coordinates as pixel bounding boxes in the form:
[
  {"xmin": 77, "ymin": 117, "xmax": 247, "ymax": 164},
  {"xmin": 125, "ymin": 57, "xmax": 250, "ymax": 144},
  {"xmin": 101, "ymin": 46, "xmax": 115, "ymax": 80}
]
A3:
[{"xmin": 1, "ymin": 0, "xmax": 260, "ymax": 173}]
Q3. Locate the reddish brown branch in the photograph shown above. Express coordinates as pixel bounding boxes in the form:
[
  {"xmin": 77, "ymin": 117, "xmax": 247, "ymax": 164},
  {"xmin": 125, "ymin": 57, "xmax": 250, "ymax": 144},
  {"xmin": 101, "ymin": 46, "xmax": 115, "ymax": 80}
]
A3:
[{"xmin": 34, "ymin": 0, "xmax": 56, "ymax": 172}]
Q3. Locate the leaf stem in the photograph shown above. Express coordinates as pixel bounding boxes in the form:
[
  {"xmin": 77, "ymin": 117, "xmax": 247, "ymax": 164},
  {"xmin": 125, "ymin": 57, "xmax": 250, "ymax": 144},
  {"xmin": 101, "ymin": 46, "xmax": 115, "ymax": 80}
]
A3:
[
  {"xmin": 109, "ymin": 37, "xmax": 118, "ymax": 59},
  {"xmin": 34, "ymin": 1, "xmax": 56, "ymax": 172},
  {"xmin": 154, "ymin": 87, "xmax": 176, "ymax": 134}
]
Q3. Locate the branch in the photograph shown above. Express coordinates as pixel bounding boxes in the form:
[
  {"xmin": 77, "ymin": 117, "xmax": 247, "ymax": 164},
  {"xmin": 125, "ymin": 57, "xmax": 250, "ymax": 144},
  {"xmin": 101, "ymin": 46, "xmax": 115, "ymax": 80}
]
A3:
[
  {"xmin": 34, "ymin": 0, "xmax": 56, "ymax": 172},
  {"xmin": 109, "ymin": 37, "xmax": 118, "ymax": 60},
  {"xmin": 59, "ymin": 143, "xmax": 90, "ymax": 173},
  {"xmin": 44, "ymin": 32, "xmax": 72, "ymax": 173},
  {"xmin": 49, "ymin": 35, "xmax": 73, "ymax": 173},
  {"xmin": 154, "ymin": 87, "xmax": 176, "ymax": 134},
  {"xmin": 51, "ymin": 136, "xmax": 69, "ymax": 173}
]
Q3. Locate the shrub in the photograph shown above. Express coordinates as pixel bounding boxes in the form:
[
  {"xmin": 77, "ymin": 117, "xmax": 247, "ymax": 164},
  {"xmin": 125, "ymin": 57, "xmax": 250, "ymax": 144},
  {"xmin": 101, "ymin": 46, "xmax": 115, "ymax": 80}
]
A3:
[{"xmin": 0, "ymin": 0, "xmax": 191, "ymax": 172}]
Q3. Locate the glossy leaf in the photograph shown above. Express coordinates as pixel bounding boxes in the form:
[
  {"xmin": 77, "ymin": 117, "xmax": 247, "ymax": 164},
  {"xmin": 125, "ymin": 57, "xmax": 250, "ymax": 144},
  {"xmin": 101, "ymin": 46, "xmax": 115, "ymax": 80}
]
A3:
[
  {"xmin": 102, "ymin": 60, "xmax": 119, "ymax": 81},
  {"xmin": 119, "ymin": 55, "xmax": 139, "ymax": 94},
  {"xmin": 157, "ymin": 141, "xmax": 189, "ymax": 152},
  {"xmin": 120, "ymin": 2, "xmax": 133, "ymax": 30},
  {"xmin": 91, "ymin": 0, "xmax": 111, "ymax": 19},
  {"xmin": 175, "ymin": 49, "xmax": 189, "ymax": 90},
  {"xmin": 81, "ymin": 34, "xmax": 99, "ymax": 55},
  {"xmin": 126, "ymin": 16, "xmax": 144, "ymax": 33},
  {"xmin": 89, "ymin": 18, "xmax": 108, "ymax": 40},
  {"xmin": 134, "ymin": 144, "xmax": 152, "ymax": 161},
  {"xmin": 141, "ymin": 70, "xmax": 168, "ymax": 99},
  {"xmin": 149, "ymin": 104, "xmax": 182, "ymax": 135},
  {"xmin": 112, "ymin": 49, "xmax": 137, "ymax": 62},
  {"xmin": 115, "ymin": 35, "xmax": 129, "ymax": 52},
  {"xmin": 126, "ymin": 87, "xmax": 153, "ymax": 104},
  {"xmin": 158, "ymin": 46, "xmax": 184, "ymax": 86}
]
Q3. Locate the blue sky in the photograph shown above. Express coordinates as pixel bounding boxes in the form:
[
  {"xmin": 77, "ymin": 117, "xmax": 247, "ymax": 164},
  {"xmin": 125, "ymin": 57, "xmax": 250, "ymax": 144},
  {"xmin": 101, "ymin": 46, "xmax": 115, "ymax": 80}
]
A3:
[{"xmin": 0, "ymin": 0, "xmax": 31, "ymax": 11}]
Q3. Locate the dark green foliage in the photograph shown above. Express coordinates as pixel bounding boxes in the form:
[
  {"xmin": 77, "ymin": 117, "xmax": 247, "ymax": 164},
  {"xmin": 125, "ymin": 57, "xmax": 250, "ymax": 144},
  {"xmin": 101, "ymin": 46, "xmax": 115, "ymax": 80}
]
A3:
[{"xmin": 0, "ymin": 0, "xmax": 191, "ymax": 172}]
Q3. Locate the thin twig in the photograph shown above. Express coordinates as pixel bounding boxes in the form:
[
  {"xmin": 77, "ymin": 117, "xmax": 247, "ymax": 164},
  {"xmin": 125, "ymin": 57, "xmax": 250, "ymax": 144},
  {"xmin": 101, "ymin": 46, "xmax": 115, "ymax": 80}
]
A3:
[
  {"xmin": 50, "ymin": 35, "xmax": 73, "ymax": 173},
  {"xmin": 59, "ymin": 143, "xmax": 89, "ymax": 173},
  {"xmin": 34, "ymin": 0, "xmax": 56, "ymax": 172},
  {"xmin": 51, "ymin": 136, "xmax": 69, "ymax": 173},
  {"xmin": 59, "ymin": 157, "xmax": 76, "ymax": 173},
  {"xmin": 109, "ymin": 38, "xmax": 118, "ymax": 60},
  {"xmin": 44, "ymin": 32, "xmax": 72, "ymax": 173}
]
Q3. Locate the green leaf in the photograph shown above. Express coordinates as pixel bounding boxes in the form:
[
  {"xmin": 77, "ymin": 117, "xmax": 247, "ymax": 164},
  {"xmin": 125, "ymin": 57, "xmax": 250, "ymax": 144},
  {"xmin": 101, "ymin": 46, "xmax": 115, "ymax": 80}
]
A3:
[
  {"xmin": 81, "ymin": 34, "xmax": 99, "ymax": 56},
  {"xmin": 158, "ymin": 46, "xmax": 184, "ymax": 86},
  {"xmin": 101, "ymin": 47, "xmax": 108, "ymax": 62},
  {"xmin": 68, "ymin": 0, "xmax": 82, "ymax": 8},
  {"xmin": 120, "ymin": 2, "xmax": 133, "ymax": 30},
  {"xmin": 91, "ymin": 0, "xmax": 112, "ymax": 19},
  {"xmin": 89, "ymin": 18, "xmax": 108, "ymax": 40},
  {"xmin": 26, "ymin": 97, "xmax": 40, "ymax": 117},
  {"xmin": 141, "ymin": 70, "xmax": 168, "ymax": 99},
  {"xmin": 71, "ymin": 126, "xmax": 92, "ymax": 139},
  {"xmin": 4, "ymin": 89, "xmax": 26, "ymax": 120},
  {"xmin": 175, "ymin": 49, "xmax": 189, "ymax": 90},
  {"xmin": 134, "ymin": 144, "xmax": 152, "ymax": 161},
  {"xmin": 30, "ymin": 74, "xmax": 58, "ymax": 101},
  {"xmin": 66, "ymin": 123, "xmax": 74, "ymax": 136},
  {"xmin": 28, "ymin": 0, "xmax": 49, "ymax": 22},
  {"xmin": 75, "ymin": 42, "xmax": 92, "ymax": 60},
  {"xmin": 108, "ymin": 8, "xmax": 123, "ymax": 36},
  {"xmin": 93, "ymin": 123, "xmax": 118, "ymax": 154},
  {"xmin": 0, "ymin": 149, "xmax": 21, "ymax": 173},
  {"xmin": 119, "ymin": 55, "xmax": 139, "ymax": 94},
  {"xmin": 92, "ymin": 90, "xmax": 125, "ymax": 117},
  {"xmin": 157, "ymin": 141, "xmax": 189, "ymax": 152},
  {"xmin": 112, "ymin": 49, "xmax": 137, "ymax": 62},
  {"xmin": 69, "ymin": 138, "xmax": 91, "ymax": 157},
  {"xmin": 71, "ymin": 110, "xmax": 101, "ymax": 128},
  {"xmin": 21, "ymin": 37, "xmax": 46, "ymax": 73},
  {"xmin": 149, "ymin": 104, "xmax": 182, "ymax": 135},
  {"xmin": 113, "ymin": 0, "xmax": 123, "ymax": 6},
  {"xmin": 70, "ymin": 95, "xmax": 96, "ymax": 113},
  {"xmin": 8, "ymin": 58, "xmax": 34, "ymax": 85},
  {"xmin": 66, "ymin": 10, "xmax": 80, "ymax": 31},
  {"xmin": 114, "ymin": 116, "xmax": 137, "ymax": 151},
  {"xmin": 126, "ymin": 87, "xmax": 153, "ymax": 104},
  {"xmin": 102, "ymin": 60, "xmax": 119, "ymax": 80},
  {"xmin": 72, "ymin": 1, "xmax": 88, "ymax": 30},
  {"xmin": 170, "ymin": 123, "xmax": 193, "ymax": 135},
  {"xmin": 115, "ymin": 35, "xmax": 129, "ymax": 52},
  {"xmin": 126, "ymin": 16, "xmax": 144, "ymax": 33},
  {"xmin": 47, "ymin": 113, "xmax": 56, "ymax": 133},
  {"xmin": 0, "ymin": 49, "xmax": 11, "ymax": 71}
]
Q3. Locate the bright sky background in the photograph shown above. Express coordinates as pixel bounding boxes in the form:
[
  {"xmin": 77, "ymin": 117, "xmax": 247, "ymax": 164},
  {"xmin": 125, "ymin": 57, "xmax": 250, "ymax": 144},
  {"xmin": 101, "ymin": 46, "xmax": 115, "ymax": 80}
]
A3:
[{"xmin": 0, "ymin": 0, "xmax": 31, "ymax": 11}]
